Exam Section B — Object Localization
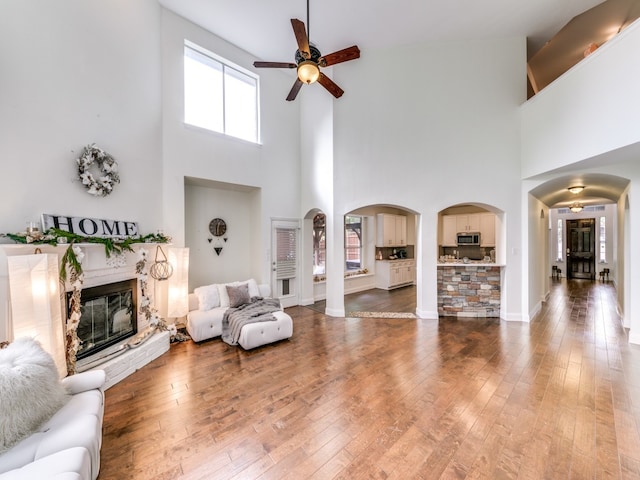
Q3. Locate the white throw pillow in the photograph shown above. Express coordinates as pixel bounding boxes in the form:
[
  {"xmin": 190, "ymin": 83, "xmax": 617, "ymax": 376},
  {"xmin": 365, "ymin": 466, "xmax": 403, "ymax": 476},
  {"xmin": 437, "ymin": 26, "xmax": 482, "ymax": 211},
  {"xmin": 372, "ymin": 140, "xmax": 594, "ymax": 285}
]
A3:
[
  {"xmin": 194, "ymin": 284, "xmax": 220, "ymax": 311},
  {"xmin": 246, "ymin": 278, "xmax": 260, "ymax": 299},
  {"xmin": 218, "ymin": 283, "xmax": 234, "ymax": 308},
  {"xmin": 0, "ymin": 337, "xmax": 69, "ymax": 453}
]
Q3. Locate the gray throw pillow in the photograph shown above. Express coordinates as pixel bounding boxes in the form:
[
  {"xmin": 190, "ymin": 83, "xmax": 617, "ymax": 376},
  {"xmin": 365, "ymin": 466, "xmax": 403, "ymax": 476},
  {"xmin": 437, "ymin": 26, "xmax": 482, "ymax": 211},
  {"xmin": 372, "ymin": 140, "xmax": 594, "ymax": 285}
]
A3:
[{"xmin": 227, "ymin": 283, "xmax": 250, "ymax": 308}]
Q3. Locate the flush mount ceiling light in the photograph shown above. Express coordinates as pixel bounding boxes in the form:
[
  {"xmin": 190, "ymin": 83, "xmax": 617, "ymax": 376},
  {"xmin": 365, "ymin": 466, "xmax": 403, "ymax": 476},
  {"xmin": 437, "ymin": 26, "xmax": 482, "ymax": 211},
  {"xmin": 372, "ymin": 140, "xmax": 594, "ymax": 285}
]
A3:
[
  {"xmin": 297, "ymin": 59, "xmax": 320, "ymax": 84},
  {"xmin": 568, "ymin": 185, "xmax": 585, "ymax": 194},
  {"xmin": 569, "ymin": 202, "xmax": 584, "ymax": 213}
]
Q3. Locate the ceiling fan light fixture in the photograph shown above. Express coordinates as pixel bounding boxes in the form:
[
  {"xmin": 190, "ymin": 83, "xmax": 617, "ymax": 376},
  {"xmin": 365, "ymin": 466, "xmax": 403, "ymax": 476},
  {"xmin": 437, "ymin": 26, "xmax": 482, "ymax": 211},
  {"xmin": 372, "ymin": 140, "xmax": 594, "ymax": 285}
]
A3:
[
  {"xmin": 569, "ymin": 202, "xmax": 584, "ymax": 213},
  {"xmin": 297, "ymin": 60, "xmax": 320, "ymax": 84},
  {"xmin": 568, "ymin": 185, "xmax": 585, "ymax": 194}
]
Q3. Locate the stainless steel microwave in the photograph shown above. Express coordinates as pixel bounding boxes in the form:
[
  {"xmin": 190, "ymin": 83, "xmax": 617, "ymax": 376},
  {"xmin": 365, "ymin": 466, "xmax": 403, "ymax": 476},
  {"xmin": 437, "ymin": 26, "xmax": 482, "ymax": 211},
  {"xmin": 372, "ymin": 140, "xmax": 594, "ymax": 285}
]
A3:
[{"xmin": 457, "ymin": 232, "xmax": 480, "ymax": 245}]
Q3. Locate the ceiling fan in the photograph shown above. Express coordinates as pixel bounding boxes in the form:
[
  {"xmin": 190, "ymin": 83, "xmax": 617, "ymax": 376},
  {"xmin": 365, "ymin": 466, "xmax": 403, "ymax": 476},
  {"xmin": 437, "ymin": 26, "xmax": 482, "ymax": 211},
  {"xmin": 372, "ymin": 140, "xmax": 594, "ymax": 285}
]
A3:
[{"xmin": 253, "ymin": 0, "xmax": 360, "ymax": 101}]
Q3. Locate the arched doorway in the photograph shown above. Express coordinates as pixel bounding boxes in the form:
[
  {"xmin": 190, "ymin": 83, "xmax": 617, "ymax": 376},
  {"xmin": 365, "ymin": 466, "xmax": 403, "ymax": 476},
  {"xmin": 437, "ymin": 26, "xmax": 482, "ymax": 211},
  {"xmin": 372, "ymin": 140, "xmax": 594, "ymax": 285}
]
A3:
[
  {"xmin": 437, "ymin": 203, "xmax": 505, "ymax": 318},
  {"xmin": 527, "ymin": 172, "xmax": 630, "ymax": 321},
  {"xmin": 340, "ymin": 205, "xmax": 419, "ymax": 316}
]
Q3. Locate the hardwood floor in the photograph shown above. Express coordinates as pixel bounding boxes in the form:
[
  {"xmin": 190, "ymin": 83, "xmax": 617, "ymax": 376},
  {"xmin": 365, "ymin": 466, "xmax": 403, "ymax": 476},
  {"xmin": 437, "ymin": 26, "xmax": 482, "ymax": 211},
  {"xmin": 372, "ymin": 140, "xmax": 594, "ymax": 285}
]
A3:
[
  {"xmin": 307, "ymin": 285, "xmax": 416, "ymax": 315},
  {"xmin": 100, "ymin": 280, "xmax": 640, "ymax": 479}
]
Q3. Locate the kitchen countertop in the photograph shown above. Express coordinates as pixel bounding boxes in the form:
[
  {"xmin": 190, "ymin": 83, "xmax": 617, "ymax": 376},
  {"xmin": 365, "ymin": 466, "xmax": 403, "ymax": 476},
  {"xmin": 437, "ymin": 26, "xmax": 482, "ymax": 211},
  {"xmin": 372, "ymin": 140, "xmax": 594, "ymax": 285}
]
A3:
[{"xmin": 437, "ymin": 261, "xmax": 504, "ymax": 267}]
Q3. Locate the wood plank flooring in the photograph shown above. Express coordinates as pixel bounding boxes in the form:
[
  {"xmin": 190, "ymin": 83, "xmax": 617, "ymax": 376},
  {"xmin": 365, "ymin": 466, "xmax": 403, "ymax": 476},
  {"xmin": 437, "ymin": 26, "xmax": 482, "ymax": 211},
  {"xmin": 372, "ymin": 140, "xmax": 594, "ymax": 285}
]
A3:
[{"xmin": 100, "ymin": 280, "xmax": 640, "ymax": 479}]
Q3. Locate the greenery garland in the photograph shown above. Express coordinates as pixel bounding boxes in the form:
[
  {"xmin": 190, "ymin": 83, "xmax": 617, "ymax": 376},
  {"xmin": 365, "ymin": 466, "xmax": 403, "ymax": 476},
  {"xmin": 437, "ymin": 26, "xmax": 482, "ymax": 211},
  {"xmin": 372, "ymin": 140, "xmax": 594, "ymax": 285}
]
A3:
[
  {"xmin": 3, "ymin": 227, "xmax": 170, "ymax": 374},
  {"xmin": 4, "ymin": 228, "xmax": 170, "ymax": 280}
]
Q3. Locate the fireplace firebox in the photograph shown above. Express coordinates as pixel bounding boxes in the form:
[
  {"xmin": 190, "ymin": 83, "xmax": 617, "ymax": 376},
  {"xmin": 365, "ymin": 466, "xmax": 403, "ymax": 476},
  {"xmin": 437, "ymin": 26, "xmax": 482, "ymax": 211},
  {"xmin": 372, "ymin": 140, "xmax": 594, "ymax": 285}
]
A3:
[{"xmin": 70, "ymin": 278, "xmax": 138, "ymax": 360}]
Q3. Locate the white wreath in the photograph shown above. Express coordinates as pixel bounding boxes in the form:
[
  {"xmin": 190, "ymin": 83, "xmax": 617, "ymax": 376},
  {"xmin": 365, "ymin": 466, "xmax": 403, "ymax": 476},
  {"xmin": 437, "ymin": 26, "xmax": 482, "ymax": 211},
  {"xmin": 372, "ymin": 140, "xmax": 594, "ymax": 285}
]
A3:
[{"xmin": 77, "ymin": 143, "xmax": 120, "ymax": 197}]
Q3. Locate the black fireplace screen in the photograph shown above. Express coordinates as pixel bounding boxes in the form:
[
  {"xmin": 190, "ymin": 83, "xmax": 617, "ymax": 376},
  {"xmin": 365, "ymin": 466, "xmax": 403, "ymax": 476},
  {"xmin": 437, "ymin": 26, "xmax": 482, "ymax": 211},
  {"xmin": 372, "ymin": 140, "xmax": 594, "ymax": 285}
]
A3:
[{"xmin": 71, "ymin": 278, "xmax": 138, "ymax": 359}]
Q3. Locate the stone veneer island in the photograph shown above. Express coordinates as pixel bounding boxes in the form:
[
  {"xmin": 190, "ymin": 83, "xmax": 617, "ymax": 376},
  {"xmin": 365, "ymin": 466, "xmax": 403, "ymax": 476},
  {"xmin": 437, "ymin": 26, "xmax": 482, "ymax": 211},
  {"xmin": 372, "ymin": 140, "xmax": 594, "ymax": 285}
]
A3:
[{"xmin": 437, "ymin": 264, "xmax": 502, "ymax": 317}]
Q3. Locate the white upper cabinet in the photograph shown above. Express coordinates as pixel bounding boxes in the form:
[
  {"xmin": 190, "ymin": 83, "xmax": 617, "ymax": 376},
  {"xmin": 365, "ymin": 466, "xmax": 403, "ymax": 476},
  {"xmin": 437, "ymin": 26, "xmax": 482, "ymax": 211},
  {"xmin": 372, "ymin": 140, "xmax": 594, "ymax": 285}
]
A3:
[
  {"xmin": 377, "ymin": 214, "xmax": 407, "ymax": 247},
  {"xmin": 442, "ymin": 216, "xmax": 458, "ymax": 246},
  {"xmin": 480, "ymin": 213, "xmax": 496, "ymax": 246},
  {"xmin": 456, "ymin": 214, "xmax": 480, "ymax": 232}
]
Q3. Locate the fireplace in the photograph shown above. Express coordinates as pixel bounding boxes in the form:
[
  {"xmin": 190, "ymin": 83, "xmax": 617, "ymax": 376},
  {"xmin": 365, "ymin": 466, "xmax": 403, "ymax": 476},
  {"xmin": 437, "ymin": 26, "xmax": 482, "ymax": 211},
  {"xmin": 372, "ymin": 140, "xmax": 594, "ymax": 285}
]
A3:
[{"xmin": 71, "ymin": 278, "xmax": 138, "ymax": 360}]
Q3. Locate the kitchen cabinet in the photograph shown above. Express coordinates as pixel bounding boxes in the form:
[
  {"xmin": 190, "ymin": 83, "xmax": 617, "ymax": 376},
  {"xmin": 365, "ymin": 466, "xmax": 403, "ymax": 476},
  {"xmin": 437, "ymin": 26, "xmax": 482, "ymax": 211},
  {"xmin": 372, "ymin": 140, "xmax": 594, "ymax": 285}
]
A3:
[
  {"xmin": 376, "ymin": 214, "xmax": 407, "ymax": 247},
  {"xmin": 456, "ymin": 214, "xmax": 480, "ymax": 232},
  {"xmin": 480, "ymin": 213, "xmax": 496, "ymax": 246},
  {"xmin": 376, "ymin": 260, "xmax": 415, "ymax": 290},
  {"xmin": 442, "ymin": 216, "xmax": 458, "ymax": 246},
  {"xmin": 441, "ymin": 213, "xmax": 496, "ymax": 246}
]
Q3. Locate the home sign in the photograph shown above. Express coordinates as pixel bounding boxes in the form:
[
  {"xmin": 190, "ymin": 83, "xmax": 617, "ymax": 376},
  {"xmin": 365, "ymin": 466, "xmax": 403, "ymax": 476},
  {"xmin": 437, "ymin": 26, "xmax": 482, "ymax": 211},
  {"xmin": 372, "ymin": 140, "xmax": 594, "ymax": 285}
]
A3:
[{"xmin": 42, "ymin": 214, "xmax": 139, "ymax": 238}]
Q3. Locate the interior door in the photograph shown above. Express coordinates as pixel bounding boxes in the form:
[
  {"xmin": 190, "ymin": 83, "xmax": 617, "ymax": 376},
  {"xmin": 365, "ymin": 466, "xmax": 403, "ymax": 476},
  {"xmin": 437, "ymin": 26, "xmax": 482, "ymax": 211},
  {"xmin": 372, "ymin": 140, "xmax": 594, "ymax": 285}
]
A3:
[
  {"xmin": 271, "ymin": 220, "xmax": 299, "ymax": 308},
  {"xmin": 566, "ymin": 218, "xmax": 595, "ymax": 280}
]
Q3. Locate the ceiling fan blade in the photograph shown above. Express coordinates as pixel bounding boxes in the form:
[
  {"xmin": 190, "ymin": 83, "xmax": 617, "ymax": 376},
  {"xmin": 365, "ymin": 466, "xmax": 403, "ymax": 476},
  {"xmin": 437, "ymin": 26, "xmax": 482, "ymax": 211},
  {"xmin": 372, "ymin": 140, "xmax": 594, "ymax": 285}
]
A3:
[
  {"xmin": 291, "ymin": 18, "xmax": 310, "ymax": 58},
  {"xmin": 286, "ymin": 78, "xmax": 304, "ymax": 101},
  {"xmin": 319, "ymin": 45, "xmax": 360, "ymax": 67},
  {"xmin": 317, "ymin": 73, "xmax": 344, "ymax": 98},
  {"xmin": 253, "ymin": 61, "xmax": 297, "ymax": 69}
]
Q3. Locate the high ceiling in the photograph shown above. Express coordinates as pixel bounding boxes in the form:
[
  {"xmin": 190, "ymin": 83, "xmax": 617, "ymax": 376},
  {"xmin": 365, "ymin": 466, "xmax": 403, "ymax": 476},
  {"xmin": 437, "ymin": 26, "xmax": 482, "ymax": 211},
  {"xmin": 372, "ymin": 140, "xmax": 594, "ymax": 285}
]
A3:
[
  {"xmin": 159, "ymin": 0, "xmax": 605, "ymax": 63},
  {"xmin": 160, "ymin": 0, "xmax": 634, "ymax": 208}
]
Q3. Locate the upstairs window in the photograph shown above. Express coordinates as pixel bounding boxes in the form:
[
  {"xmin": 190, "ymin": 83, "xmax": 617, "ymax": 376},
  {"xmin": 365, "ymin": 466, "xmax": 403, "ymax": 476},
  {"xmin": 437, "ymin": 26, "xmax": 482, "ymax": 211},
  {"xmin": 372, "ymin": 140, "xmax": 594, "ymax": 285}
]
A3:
[
  {"xmin": 184, "ymin": 41, "xmax": 259, "ymax": 143},
  {"xmin": 345, "ymin": 215, "xmax": 362, "ymax": 271}
]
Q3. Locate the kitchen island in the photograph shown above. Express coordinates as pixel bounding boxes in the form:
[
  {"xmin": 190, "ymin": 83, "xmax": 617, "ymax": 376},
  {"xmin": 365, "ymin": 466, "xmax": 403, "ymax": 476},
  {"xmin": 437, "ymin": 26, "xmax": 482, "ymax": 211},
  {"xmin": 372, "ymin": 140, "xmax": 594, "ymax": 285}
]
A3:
[{"xmin": 437, "ymin": 261, "xmax": 502, "ymax": 317}]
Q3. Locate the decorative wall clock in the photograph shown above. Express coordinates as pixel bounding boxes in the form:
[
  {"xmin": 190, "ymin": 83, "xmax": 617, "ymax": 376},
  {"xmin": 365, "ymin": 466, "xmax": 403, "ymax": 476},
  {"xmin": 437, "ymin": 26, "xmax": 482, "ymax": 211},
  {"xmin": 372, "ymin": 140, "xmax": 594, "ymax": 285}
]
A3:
[
  {"xmin": 208, "ymin": 218, "xmax": 227, "ymax": 255},
  {"xmin": 208, "ymin": 218, "xmax": 227, "ymax": 237}
]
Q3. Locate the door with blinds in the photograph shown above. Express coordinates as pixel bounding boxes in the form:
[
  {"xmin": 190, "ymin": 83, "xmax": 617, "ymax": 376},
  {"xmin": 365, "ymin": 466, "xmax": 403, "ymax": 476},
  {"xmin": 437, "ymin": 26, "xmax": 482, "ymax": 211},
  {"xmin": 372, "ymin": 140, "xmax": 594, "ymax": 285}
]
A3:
[{"xmin": 272, "ymin": 220, "xmax": 299, "ymax": 308}]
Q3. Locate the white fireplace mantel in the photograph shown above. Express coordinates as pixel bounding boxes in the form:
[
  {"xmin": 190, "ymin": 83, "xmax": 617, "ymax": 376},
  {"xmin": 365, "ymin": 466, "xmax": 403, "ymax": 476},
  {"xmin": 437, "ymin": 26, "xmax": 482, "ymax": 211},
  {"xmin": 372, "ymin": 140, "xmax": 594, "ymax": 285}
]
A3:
[{"xmin": 0, "ymin": 242, "xmax": 171, "ymax": 387}]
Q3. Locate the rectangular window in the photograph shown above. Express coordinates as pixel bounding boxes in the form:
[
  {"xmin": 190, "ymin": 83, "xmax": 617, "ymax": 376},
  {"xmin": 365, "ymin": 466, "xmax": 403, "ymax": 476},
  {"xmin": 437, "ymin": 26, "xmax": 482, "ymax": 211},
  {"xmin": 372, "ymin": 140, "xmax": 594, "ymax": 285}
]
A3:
[
  {"xmin": 556, "ymin": 219, "xmax": 563, "ymax": 262},
  {"xmin": 345, "ymin": 215, "xmax": 362, "ymax": 271},
  {"xmin": 184, "ymin": 42, "xmax": 259, "ymax": 143},
  {"xmin": 599, "ymin": 216, "xmax": 606, "ymax": 263}
]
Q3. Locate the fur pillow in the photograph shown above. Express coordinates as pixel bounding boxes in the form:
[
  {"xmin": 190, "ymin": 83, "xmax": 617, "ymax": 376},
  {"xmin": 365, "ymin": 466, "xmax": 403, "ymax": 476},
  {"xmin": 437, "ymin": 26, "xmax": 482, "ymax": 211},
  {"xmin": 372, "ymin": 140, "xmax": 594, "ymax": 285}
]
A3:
[
  {"xmin": 227, "ymin": 283, "xmax": 250, "ymax": 308},
  {"xmin": 0, "ymin": 337, "xmax": 69, "ymax": 453},
  {"xmin": 194, "ymin": 284, "xmax": 220, "ymax": 311}
]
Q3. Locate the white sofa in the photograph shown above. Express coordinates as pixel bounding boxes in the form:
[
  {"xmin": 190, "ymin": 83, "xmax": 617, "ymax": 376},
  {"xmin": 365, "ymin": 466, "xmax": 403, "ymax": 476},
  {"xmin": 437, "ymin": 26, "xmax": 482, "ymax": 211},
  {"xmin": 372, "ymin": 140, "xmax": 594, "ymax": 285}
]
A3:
[
  {"xmin": 0, "ymin": 369, "xmax": 106, "ymax": 480},
  {"xmin": 187, "ymin": 280, "xmax": 293, "ymax": 349}
]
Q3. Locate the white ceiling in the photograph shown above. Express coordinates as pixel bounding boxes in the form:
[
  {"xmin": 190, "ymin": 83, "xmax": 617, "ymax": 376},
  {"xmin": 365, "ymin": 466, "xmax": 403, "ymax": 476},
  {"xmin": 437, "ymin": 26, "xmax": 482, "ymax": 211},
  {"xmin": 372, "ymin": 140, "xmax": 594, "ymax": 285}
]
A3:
[
  {"xmin": 159, "ymin": 0, "xmax": 632, "ymax": 209},
  {"xmin": 158, "ymin": 0, "xmax": 604, "ymax": 63}
]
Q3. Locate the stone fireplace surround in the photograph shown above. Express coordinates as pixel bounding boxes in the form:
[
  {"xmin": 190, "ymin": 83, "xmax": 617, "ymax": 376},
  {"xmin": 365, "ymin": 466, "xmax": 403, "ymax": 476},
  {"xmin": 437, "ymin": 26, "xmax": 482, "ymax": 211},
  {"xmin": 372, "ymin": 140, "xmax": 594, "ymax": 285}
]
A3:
[{"xmin": 0, "ymin": 243, "xmax": 170, "ymax": 389}]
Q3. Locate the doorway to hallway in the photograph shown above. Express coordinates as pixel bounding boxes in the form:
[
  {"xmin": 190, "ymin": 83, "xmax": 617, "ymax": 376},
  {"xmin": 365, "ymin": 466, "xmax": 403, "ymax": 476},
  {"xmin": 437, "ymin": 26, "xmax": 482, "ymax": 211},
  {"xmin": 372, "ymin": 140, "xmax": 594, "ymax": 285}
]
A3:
[{"xmin": 566, "ymin": 218, "xmax": 596, "ymax": 280}]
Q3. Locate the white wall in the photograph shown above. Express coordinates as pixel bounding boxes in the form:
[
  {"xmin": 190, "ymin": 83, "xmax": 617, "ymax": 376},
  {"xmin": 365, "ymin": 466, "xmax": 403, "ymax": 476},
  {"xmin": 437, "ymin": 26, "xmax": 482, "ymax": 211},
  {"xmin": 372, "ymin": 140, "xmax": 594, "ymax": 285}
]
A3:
[
  {"xmin": 328, "ymin": 37, "xmax": 527, "ymax": 320},
  {"xmin": 0, "ymin": 0, "xmax": 163, "ymax": 341},
  {"xmin": 184, "ymin": 182, "xmax": 259, "ymax": 289},
  {"xmin": 528, "ymin": 195, "xmax": 549, "ymax": 320},
  {"xmin": 521, "ymin": 19, "xmax": 640, "ymax": 178},
  {"xmin": 160, "ymin": 9, "xmax": 302, "ymax": 287},
  {"xmin": 0, "ymin": 0, "xmax": 163, "ymax": 234}
]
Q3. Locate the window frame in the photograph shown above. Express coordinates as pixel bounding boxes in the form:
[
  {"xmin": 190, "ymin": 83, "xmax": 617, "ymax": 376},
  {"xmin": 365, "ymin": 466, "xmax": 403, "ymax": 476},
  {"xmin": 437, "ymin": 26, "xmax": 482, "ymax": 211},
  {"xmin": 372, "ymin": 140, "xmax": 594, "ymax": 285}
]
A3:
[
  {"xmin": 556, "ymin": 218, "xmax": 563, "ymax": 262},
  {"xmin": 312, "ymin": 214, "xmax": 326, "ymax": 276},
  {"xmin": 183, "ymin": 40, "xmax": 260, "ymax": 143},
  {"xmin": 599, "ymin": 216, "xmax": 606, "ymax": 263},
  {"xmin": 345, "ymin": 215, "xmax": 363, "ymax": 272}
]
